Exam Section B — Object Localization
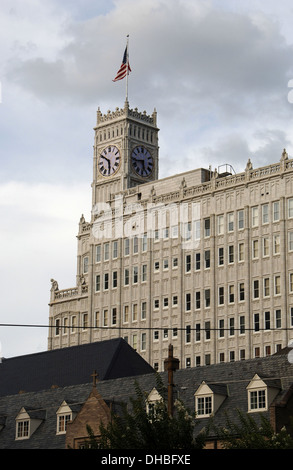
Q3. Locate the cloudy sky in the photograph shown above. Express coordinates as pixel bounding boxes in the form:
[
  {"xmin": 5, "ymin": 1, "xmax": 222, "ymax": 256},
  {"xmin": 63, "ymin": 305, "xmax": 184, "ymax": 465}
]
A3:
[{"xmin": 1, "ymin": 0, "xmax": 293, "ymax": 358}]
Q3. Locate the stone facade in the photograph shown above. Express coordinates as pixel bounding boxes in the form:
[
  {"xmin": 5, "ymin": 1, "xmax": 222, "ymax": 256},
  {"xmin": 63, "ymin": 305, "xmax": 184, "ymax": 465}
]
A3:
[{"xmin": 48, "ymin": 103, "xmax": 293, "ymax": 371}]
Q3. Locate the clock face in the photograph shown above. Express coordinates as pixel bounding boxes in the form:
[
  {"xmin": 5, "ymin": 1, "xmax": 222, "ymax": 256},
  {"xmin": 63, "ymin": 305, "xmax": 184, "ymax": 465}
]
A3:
[
  {"xmin": 131, "ymin": 146, "xmax": 153, "ymax": 177},
  {"xmin": 98, "ymin": 145, "xmax": 121, "ymax": 177}
]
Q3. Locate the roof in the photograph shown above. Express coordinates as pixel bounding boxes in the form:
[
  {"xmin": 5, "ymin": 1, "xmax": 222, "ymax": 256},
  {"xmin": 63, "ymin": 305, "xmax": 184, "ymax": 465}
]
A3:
[
  {"xmin": 0, "ymin": 338, "xmax": 154, "ymax": 397},
  {"xmin": 1, "ymin": 351, "xmax": 293, "ymax": 448}
]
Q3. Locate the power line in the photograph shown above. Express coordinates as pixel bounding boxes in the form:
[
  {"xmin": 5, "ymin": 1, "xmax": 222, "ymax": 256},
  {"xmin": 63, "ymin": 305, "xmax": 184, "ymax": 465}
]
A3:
[{"xmin": 1, "ymin": 322, "xmax": 293, "ymax": 333}]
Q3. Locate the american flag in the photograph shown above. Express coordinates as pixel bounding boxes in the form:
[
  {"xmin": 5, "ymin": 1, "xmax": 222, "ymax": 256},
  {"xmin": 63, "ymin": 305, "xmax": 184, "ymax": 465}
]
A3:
[{"xmin": 113, "ymin": 46, "xmax": 131, "ymax": 82}]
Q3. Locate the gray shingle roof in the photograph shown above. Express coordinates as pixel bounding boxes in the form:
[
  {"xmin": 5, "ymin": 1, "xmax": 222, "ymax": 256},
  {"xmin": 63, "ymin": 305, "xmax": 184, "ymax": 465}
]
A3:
[
  {"xmin": 0, "ymin": 338, "xmax": 154, "ymax": 397},
  {"xmin": 0, "ymin": 351, "xmax": 293, "ymax": 448}
]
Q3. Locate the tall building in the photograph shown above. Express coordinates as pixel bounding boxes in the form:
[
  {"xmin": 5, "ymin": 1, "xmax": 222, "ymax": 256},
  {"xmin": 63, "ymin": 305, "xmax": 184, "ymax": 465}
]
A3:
[{"xmin": 48, "ymin": 101, "xmax": 293, "ymax": 371}]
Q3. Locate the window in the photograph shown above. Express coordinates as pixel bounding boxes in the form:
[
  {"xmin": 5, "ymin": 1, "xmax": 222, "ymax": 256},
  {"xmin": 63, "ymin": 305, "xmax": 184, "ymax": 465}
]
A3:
[
  {"xmin": 124, "ymin": 238, "xmax": 130, "ymax": 256},
  {"xmin": 154, "ymin": 299, "xmax": 159, "ymax": 309},
  {"xmin": 274, "ymin": 275, "xmax": 281, "ymax": 295},
  {"xmin": 288, "ymin": 198, "xmax": 293, "ymax": 218},
  {"xmin": 204, "ymin": 218, "xmax": 210, "ymax": 237},
  {"xmin": 273, "ymin": 201, "xmax": 280, "ymax": 222},
  {"xmin": 104, "ymin": 242, "xmax": 110, "ymax": 261},
  {"xmin": 141, "ymin": 333, "xmax": 146, "ymax": 351},
  {"xmin": 95, "ymin": 274, "xmax": 101, "ymax": 292},
  {"xmin": 253, "ymin": 280, "xmax": 259, "ymax": 299},
  {"xmin": 219, "ymin": 319, "xmax": 225, "ymax": 338},
  {"xmin": 238, "ymin": 210, "xmax": 244, "ymax": 229},
  {"xmin": 228, "ymin": 285, "xmax": 234, "ymax": 303},
  {"xmin": 16, "ymin": 420, "xmax": 29, "ymax": 439},
  {"xmin": 249, "ymin": 390, "xmax": 266, "ymax": 411},
  {"xmin": 163, "ymin": 297, "xmax": 169, "ymax": 308},
  {"xmin": 289, "ymin": 232, "xmax": 293, "ymax": 252},
  {"xmin": 103, "ymin": 310, "xmax": 108, "ymax": 327},
  {"xmin": 15, "ymin": 408, "xmax": 44, "ymax": 440},
  {"xmin": 123, "ymin": 305, "xmax": 129, "ymax": 323},
  {"xmin": 254, "ymin": 313, "xmax": 260, "ymax": 332},
  {"xmin": 83, "ymin": 256, "xmax": 89, "ymax": 274},
  {"xmin": 133, "ymin": 236, "xmax": 139, "ymax": 254},
  {"xmin": 263, "ymin": 237, "xmax": 269, "ymax": 257},
  {"xmin": 204, "ymin": 250, "xmax": 210, "ymax": 269},
  {"xmin": 142, "ymin": 233, "xmax": 148, "ymax": 251},
  {"xmin": 173, "ymin": 257, "xmax": 178, "ymax": 268},
  {"xmin": 142, "ymin": 264, "xmax": 147, "ymax": 282},
  {"xmin": 133, "ymin": 266, "xmax": 138, "ymax": 284},
  {"xmin": 239, "ymin": 316, "xmax": 245, "ymax": 335},
  {"xmin": 205, "ymin": 321, "xmax": 211, "ymax": 340},
  {"xmin": 252, "ymin": 207, "xmax": 259, "ymax": 227},
  {"xmin": 185, "ymin": 325, "xmax": 191, "ymax": 343},
  {"xmin": 141, "ymin": 302, "xmax": 147, "ymax": 320},
  {"xmin": 275, "ymin": 309, "xmax": 282, "ymax": 329},
  {"xmin": 195, "ymin": 324, "xmax": 201, "ymax": 342},
  {"xmin": 124, "ymin": 268, "xmax": 129, "ymax": 286},
  {"xmin": 132, "ymin": 304, "xmax": 138, "ymax": 322},
  {"xmin": 252, "ymin": 239, "xmax": 259, "ymax": 259},
  {"xmin": 112, "ymin": 240, "xmax": 118, "ymax": 259},
  {"xmin": 55, "ymin": 319, "xmax": 60, "ymax": 336},
  {"xmin": 172, "ymin": 328, "xmax": 178, "ymax": 338},
  {"xmin": 195, "ymin": 291, "xmax": 201, "ymax": 309},
  {"xmin": 238, "ymin": 243, "xmax": 244, "ymax": 261},
  {"xmin": 246, "ymin": 374, "xmax": 280, "ymax": 413},
  {"xmin": 104, "ymin": 273, "xmax": 109, "ymax": 290},
  {"xmin": 185, "ymin": 254, "xmax": 191, "ymax": 272},
  {"xmin": 218, "ymin": 247, "xmax": 224, "ymax": 266},
  {"xmin": 112, "ymin": 308, "xmax": 117, "ymax": 325},
  {"xmin": 239, "ymin": 283, "xmax": 245, "ymax": 302},
  {"xmin": 163, "ymin": 258, "xmax": 169, "ymax": 271},
  {"xmin": 290, "ymin": 273, "xmax": 293, "ymax": 293},
  {"xmin": 217, "ymin": 215, "xmax": 224, "ymax": 235},
  {"xmin": 229, "ymin": 317, "xmax": 235, "ymax": 336},
  {"xmin": 112, "ymin": 271, "xmax": 118, "ymax": 288},
  {"xmin": 132, "ymin": 334, "xmax": 137, "ymax": 351},
  {"xmin": 82, "ymin": 313, "xmax": 88, "ymax": 330},
  {"xmin": 262, "ymin": 204, "xmax": 269, "ymax": 224},
  {"xmin": 56, "ymin": 402, "xmax": 73, "ymax": 435},
  {"xmin": 273, "ymin": 234, "xmax": 280, "ymax": 255},
  {"xmin": 195, "ymin": 253, "xmax": 201, "ymax": 270},
  {"xmin": 218, "ymin": 287, "xmax": 224, "ymax": 305},
  {"xmin": 264, "ymin": 311, "xmax": 271, "ymax": 330},
  {"xmin": 228, "ymin": 245, "xmax": 234, "ymax": 264},
  {"xmin": 204, "ymin": 289, "xmax": 210, "ymax": 308},
  {"xmin": 154, "ymin": 261, "xmax": 160, "ymax": 271},
  {"xmin": 186, "ymin": 293, "xmax": 191, "ymax": 311},
  {"xmin": 172, "ymin": 295, "xmax": 178, "ymax": 306},
  {"xmin": 71, "ymin": 316, "xmax": 77, "ymax": 333},
  {"xmin": 264, "ymin": 278, "xmax": 270, "ymax": 297},
  {"xmin": 195, "ymin": 382, "xmax": 226, "ymax": 418},
  {"xmin": 96, "ymin": 245, "xmax": 101, "ymax": 262},
  {"xmin": 197, "ymin": 396, "xmax": 212, "ymax": 417},
  {"xmin": 227, "ymin": 212, "xmax": 234, "ymax": 232}
]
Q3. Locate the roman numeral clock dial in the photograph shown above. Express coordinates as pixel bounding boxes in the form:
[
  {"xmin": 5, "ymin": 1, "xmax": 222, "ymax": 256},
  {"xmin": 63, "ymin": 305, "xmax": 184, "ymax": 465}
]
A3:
[
  {"xmin": 98, "ymin": 146, "xmax": 121, "ymax": 177},
  {"xmin": 131, "ymin": 146, "xmax": 154, "ymax": 178}
]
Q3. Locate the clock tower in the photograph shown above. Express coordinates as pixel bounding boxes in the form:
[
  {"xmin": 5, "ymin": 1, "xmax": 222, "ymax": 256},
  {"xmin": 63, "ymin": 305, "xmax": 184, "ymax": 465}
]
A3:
[{"xmin": 92, "ymin": 100, "xmax": 159, "ymax": 207}]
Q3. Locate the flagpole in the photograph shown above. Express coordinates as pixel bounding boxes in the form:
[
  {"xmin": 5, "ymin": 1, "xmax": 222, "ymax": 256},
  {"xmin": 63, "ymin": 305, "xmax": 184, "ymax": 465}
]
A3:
[{"xmin": 126, "ymin": 35, "xmax": 129, "ymax": 103}]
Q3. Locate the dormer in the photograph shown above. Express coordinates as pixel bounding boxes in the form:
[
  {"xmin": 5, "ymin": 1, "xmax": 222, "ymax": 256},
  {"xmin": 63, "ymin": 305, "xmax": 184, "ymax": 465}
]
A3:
[
  {"xmin": 56, "ymin": 400, "xmax": 80, "ymax": 435},
  {"xmin": 194, "ymin": 381, "xmax": 227, "ymax": 418},
  {"xmin": 15, "ymin": 407, "xmax": 45, "ymax": 440},
  {"xmin": 246, "ymin": 374, "xmax": 280, "ymax": 413},
  {"xmin": 146, "ymin": 387, "xmax": 163, "ymax": 416}
]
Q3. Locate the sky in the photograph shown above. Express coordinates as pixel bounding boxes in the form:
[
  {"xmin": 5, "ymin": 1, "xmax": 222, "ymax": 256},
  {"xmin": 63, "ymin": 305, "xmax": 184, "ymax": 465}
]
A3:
[{"xmin": 1, "ymin": 0, "xmax": 293, "ymax": 358}]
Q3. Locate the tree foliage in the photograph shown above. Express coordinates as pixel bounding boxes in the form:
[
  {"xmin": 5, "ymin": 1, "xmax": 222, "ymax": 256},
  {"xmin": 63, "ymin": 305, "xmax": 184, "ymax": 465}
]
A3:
[
  {"xmin": 213, "ymin": 410, "xmax": 293, "ymax": 449},
  {"xmin": 87, "ymin": 375, "xmax": 206, "ymax": 450}
]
